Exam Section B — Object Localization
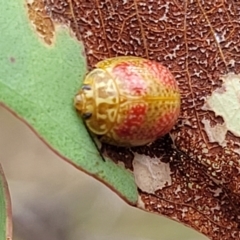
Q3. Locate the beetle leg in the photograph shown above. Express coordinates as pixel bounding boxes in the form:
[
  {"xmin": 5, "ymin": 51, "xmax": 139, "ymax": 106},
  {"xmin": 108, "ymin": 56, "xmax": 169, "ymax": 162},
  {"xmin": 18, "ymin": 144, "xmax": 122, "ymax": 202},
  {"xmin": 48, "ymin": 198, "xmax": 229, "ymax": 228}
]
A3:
[
  {"xmin": 84, "ymin": 124, "xmax": 106, "ymax": 162},
  {"xmin": 82, "ymin": 112, "xmax": 92, "ymax": 120},
  {"xmin": 82, "ymin": 84, "xmax": 91, "ymax": 90}
]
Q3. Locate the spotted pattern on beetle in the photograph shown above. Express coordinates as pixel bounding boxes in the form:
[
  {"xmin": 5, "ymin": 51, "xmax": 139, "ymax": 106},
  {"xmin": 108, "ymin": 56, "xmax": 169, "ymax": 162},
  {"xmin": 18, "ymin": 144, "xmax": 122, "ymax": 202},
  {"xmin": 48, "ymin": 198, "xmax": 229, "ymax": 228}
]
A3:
[{"xmin": 74, "ymin": 56, "xmax": 181, "ymax": 147}]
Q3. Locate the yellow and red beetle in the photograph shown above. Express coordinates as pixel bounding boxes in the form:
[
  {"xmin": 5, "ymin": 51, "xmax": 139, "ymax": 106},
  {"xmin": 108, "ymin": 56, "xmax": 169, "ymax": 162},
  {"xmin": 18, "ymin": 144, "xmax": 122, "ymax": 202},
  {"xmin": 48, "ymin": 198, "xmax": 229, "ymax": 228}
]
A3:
[{"xmin": 74, "ymin": 56, "xmax": 181, "ymax": 147}]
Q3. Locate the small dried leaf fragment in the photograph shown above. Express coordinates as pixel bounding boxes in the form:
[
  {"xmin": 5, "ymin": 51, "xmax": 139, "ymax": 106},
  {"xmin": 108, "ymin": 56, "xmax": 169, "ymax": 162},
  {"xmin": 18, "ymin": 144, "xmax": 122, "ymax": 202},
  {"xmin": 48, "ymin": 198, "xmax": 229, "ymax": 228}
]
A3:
[
  {"xmin": 203, "ymin": 73, "xmax": 240, "ymax": 138},
  {"xmin": 133, "ymin": 153, "xmax": 171, "ymax": 194},
  {"xmin": 201, "ymin": 118, "xmax": 227, "ymax": 146}
]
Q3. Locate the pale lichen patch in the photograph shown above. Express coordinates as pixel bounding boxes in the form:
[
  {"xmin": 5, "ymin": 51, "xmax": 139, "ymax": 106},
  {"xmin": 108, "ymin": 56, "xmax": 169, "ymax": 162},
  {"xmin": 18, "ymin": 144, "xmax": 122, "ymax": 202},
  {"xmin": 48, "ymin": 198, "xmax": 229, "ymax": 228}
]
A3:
[
  {"xmin": 132, "ymin": 153, "xmax": 172, "ymax": 194},
  {"xmin": 201, "ymin": 118, "xmax": 227, "ymax": 146},
  {"xmin": 202, "ymin": 73, "xmax": 240, "ymax": 138}
]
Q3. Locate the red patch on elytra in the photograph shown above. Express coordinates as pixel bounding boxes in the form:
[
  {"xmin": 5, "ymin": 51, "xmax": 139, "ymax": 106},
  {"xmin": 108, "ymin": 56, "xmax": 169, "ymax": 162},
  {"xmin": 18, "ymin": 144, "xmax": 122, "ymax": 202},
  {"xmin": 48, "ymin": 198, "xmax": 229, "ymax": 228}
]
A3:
[
  {"xmin": 143, "ymin": 60, "xmax": 178, "ymax": 89},
  {"xmin": 155, "ymin": 108, "xmax": 180, "ymax": 137},
  {"xmin": 115, "ymin": 104, "xmax": 147, "ymax": 138},
  {"xmin": 110, "ymin": 58, "xmax": 180, "ymax": 144},
  {"xmin": 112, "ymin": 62, "xmax": 147, "ymax": 96}
]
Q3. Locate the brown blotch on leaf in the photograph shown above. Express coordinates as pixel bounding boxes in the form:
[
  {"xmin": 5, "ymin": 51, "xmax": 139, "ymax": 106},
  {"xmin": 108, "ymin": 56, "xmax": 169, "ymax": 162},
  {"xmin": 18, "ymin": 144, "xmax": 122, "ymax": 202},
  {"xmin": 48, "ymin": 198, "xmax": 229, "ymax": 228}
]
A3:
[
  {"xmin": 27, "ymin": 0, "xmax": 55, "ymax": 45},
  {"xmin": 9, "ymin": 57, "xmax": 15, "ymax": 63}
]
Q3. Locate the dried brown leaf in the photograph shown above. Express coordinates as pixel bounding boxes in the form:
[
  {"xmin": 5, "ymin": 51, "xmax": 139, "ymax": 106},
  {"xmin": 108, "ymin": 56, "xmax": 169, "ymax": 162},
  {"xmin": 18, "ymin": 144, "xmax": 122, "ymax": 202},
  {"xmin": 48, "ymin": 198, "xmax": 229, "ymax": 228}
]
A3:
[{"xmin": 42, "ymin": 1, "xmax": 240, "ymax": 239}]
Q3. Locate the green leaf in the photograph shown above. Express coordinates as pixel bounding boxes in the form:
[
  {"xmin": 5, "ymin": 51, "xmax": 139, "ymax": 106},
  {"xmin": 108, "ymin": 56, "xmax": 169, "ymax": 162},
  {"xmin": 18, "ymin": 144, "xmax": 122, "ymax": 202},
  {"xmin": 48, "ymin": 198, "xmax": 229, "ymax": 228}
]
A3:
[
  {"xmin": 0, "ymin": 0, "xmax": 138, "ymax": 203},
  {"xmin": 0, "ymin": 165, "xmax": 12, "ymax": 240}
]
